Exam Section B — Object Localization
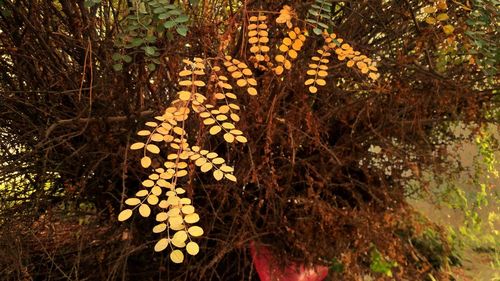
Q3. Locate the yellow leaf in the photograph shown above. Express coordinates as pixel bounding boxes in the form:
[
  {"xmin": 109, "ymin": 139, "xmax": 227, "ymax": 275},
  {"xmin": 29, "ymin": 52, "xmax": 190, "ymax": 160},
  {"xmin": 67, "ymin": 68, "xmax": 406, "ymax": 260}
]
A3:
[
  {"xmin": 248, "ymin": 37, "xmax": 259, "ymax": 44},
  {"xmin": 288, "ymin": 49, "xmax": 298, "ymax": 59},
  {"xmin": 284, "ymin": 60, "xmax": 292, "ymax": 70},
  {"xmin": 139, "ymin": 204, "xmax": 151, "ymax": 217},
  {"xmin": 200, "ymin": 162, "xmax": 213, "ymax": 172},
  {"xmin": 136, "ymin": 190, "xmax": 148, "ymax": 197},
  {"xmin": 443, "ymin": 24, "xmax": 454, "ymax": 34},
  {"xmin": 279, "ymin": 44, "xmax": 289, "ymax": 52},
  {"xmin": 152, "ymin": 223, "xmax": 167, "ymax": 233},
  {"xmin": 151, "ymin": 133, "xmax": 164, "ymax": 142},
  {"xmin": 179, "ymin": 70, "xmax": 192, "ymax": 77},
  {"xmin": 275, "ymin": 66, "xmax": 284, "ymax": 75},
  {"xmin": 209, "ymin": 126, "xmax": 222, "ymax": 135},
  {"xmin": 178, "ymin": 91, "xmax": 191, "ymax": 101},
  {"xmin": 247, "ymin": 78, "xmax": 257, "ymax": 86},
  {"xmin": 125, "ymin": 198, "xmax": 141, "ymax": 206},
  {"xmin": 145, "ymin": 121, "xmax": 158, "ymax": 127},
  {"xmin": 137, "ymin": 130, "xmax": 151, "ymax": 136},
  {"xmin": 316, "ymin": 79, "xmax": 326, "ymax": 86},
  {"xmin": 193, "ymin": 80, "xmax": 205, "ymax": 87},
  {"xmin": 142, "ymin": 179, "xmax": 154, "ymax": 187},
  {"xmin": 317, "ymin": 70, "xmax": 328, "ymax": 77},
  {"xmin": 188, "ymin": 226, "xmax": 204, "ymax": 237},
  {"xmin": 224, "ymin": 133, "xmax": 235, "ymax": 143},
  {"xmin": 185, "ymin": 213, "xmax": 200, "ymax": 224},
  {"xmin": 179, "ymin": 80, "xmax": 192, "ymax": 86},
  {"xmin": 154, "ymin": 238, "xmax": 169, "ymax": 252},
  {"xmin": 213, "ymin": 170, "xmax": 224, "ymax": 181},
  {"xmin": 307, "ymin": 70, "xmax": 317, "ymax": 76},
  {"xmin": 224, "ymin": 173, "xmax": 237, "ymax": 182},
  {"xmin": 275, "ymin": 55, "xmax": 285, "ymax": 62},
  {"xmin": 172, "ymin": 230, "xmax": 188, "ymax": 247},
  {"xmin": 181, "ymin": 205, "xmax": 195, "ymax": 215},
  {"xmin": 236, "ymin": 79, "xmax": 247, "ymax": 87},
  {"xmin": 141, "ymin": 156, "xmax": 152, "ymax": 168},
  {"xmin": 305, "ymin": 79, "xmax": 315, "ymax": 86},
  {"xmin": 425, "ymin": 17, "xmax": 437, "ymax": 25},
  {"xmin": 242, "ymin": 68, "xmax": 252, "ymax": 76},
  {"xmin": 220, "ymin": 165, "xmax": 234, "ymax": 173},
  {"xmin": 222, "ymin": 122, "xmax": 235, "ymax": 129},
  {"xmin": 436, "ymin": 13, "xmax": 449, "ymax": 21},
  {"xmin": 118, "ymin": 209, "xmax": 132, "ymax": 221},
  {"xmin": 130, "ymin": 142, "xmax": 145, "ymax": 150},
  {"xmin": 146, "ymin": 144, "xmax": 160, "ymax": 154},
  {"xmin": 203, "ymin": 118, "xmax": 215, "ymax": 125},
  {"xmin": 283, "ymin": 38, "xmax": 292, "ymax": 46},
  {"xmin": 247, "ymin": 87, "xmax": 258, "ymax": 96},
  {"xmin": 147, "ymin": 195, "xmax": 159, "ymax": 205},
  {"xmin": 195, "ymin": 157, "xmax": 207, "ymax": 166},
  {"xmin": 309, "ymin": 86, "xmax": 318, "ymax": 94},
  {"xmin": 292, "ymin": 40, "xmax": 303, "ymax": 51},
  {"xmin": 236, "ymin": 136, "xmax": 248, "ymax": 143},
  {"xmin": 423, "ymin": 6, "xmax": 437, "ymax": 13},
  {"xmin": 250, "ymin": 45, "xmax": 260, "ymax": 53},
  {"xmin": 186, "ymin": 242, "xmax": 200, "ymax": 255},
  {"xmin": 170, "ymin": 250, "xmax": 184, "ymax": 263}
]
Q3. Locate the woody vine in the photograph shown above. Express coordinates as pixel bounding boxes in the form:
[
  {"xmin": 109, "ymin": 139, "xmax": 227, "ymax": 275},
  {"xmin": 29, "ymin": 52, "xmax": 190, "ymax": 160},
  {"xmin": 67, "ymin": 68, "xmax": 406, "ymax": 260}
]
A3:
[{"xmin": 118, "ymin": 3, "xmax": 380, "ymax": 263}]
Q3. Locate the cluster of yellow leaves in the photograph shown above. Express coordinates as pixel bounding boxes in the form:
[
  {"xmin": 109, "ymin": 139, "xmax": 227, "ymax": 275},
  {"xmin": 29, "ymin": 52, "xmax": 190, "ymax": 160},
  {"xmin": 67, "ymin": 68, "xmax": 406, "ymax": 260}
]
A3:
[
  {"xmin": 304, "ymin": 48, "xmax": 331, "ymax": 94},
  {"xmin": 121, "ymin": 57, "xmax": 255, "ymax": 263},
  {"xmin": 422, "ymin": 0, "xmax": 454, "ymax": 35},
  {"xmin": 325, "ymin": 32, "xmax": 380, "ymax": 81},
  {"xmin": 248, "ymin": 14, "xmax": 270, "ymax": 67},
  {"xmin": 275, "ymin": 5, "xmax": 295, "ymax": 29},
  {"xmin": 274, "ymin": 27, "xmax": 307, "ymax": 75}
]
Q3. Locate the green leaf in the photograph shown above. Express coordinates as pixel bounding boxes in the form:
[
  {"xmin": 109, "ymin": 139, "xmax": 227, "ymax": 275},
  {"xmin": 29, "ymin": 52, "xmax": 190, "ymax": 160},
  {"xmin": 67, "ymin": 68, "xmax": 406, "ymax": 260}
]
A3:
[
  {"xmin": 158, "ymin": 13, "xmax": 170, "ymax": 20},
  {"xmin": 175, "ymin": 15, "xmax": 189, "ymax": 23},
  {"xmin": 112, "ymin": 53, "xmax": 122, "ymax": 61},
  {"xmin": 148, "ymin": 63, "xmax": 157, "ymax": 71},
  {"xmin": 313, "ymin": 28, "xmax": 322, "ymax": 35},
  {"xmin": 176, "ymin": 25, "xmax": 188, "ymax": 36},
  {"xmin": 164, "ymin": 20, "xmax": 177, "ymax": 29},
  {"xmin": 144, "ymin": 46, "xmax": 156, "ymax": 56},
  {"xmin": 113, "ymin": 63, "xmax": 123, "ymax": 71},
  {"xmin": 122, "ymin": 55, "xmax": 132, "ymax": 63},
  {"xmin": 131, "ymin": 38, "xmax": 144, "ymax": 47}
]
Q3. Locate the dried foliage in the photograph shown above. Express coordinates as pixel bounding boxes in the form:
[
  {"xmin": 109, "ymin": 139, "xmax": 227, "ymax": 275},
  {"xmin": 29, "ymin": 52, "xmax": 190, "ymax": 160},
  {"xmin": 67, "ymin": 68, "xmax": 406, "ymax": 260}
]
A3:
[{"xmin": 0, "ymin": 0, "xmax": 497, "ymax": 280}]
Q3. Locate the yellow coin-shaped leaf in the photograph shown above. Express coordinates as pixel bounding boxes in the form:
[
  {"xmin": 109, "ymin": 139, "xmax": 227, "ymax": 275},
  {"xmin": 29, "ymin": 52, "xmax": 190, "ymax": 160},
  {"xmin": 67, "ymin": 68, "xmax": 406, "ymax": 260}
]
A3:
[
  {"xmin": 152, "ymin": 223, "xmax": 167, "ymax": 233},
  {"xmin": 179, "ymin": 80, "xmax": 192, "ymax": 86},
  {"xmin": 178, "ymin": 91, "xmax": 191, "ymax": 101},
  {"xmin": 188, "ymin": 226, "xmax": 204, "ymax": 237},
  {"xmin": 309, "ymin": 86, "xmax": 318, "ymax": 94},
  {"xmin": 172, "ymin": 230, "xmax": 188, "ymax": 246},
  {"xmin": 213, "ymin": 170, "xmax": 224, "ymax": 181},
  {"xmin": 184, "ymin": 213, "xmax": 200, "ymax": 224},
  {"xmin": 170, "ymin": 250, "xmax": 184, "ymax": 263},
  {"xmin": 181, "ymin": 205, "xmax": 195, "ymax": 214},
  {"xmin": 436, "ymin": 13, "xmax": 449, "ymax": 21},
  {"xmin": 283, "ymin": 37, "xmax": 292, "ymax": 46},
  {"xmin": 230, "ymin": 114, "xmax": 240, "ymax": 122},
  {"xmin": 236, "ymin": 136, "xmax": 248, "ymax": 143},
  {"xmin": 141, "ymin": 156, "xmax": 151, "ymax": 168},
  {"xmin": 248, "ymin": 37, "xmax": 259, "ymax": 44},
  {"xmin": 137, "ymin": 130, "xmax": 151, "ymax": 136},
  {"xmin": 443, "ymin": 24, "xmax": 454, "ymax": 34},
  {"xmin": 193, "ymin": 80, "xmax": 206, "ymax": 87},
  {"xmin": 275, "ymin": 66, "xmax": 284, "ymax": 75},
  {"xmin": 156, "ymin": 212, "xmax": 168, "ymax": 222},
  {"xmin": 139, "ymin": 204, "xmax": 151, "ymax": 217},
  {"xmin": 279, "ymin": 44, "xmax": 289, "ymax": 52},
  {"xmin": 317, "ymin": 70, "xmax": 328, "ymax": 77},
  {"xmin": 186, "ymin": 242, "xmax": 200, "ymax": 255},
  {"xmin": 275, "ymin": 55, "xmax": 285, "ymax": 63},
  {"xmin": 154, "ymin": 238, "xmax": 169, "ymax": 252},
  {"xmin": 250, "ymin": 45, "xmax": 260, "ymax": 53},
  {"xmin": 151, "ymin": 133, "xmax": 164, "ymax": 142},
  {"xmin": 425, "ymin": 17, "xmax": 436, "ymax": 24},
  {"xmin": 236, "ymin": 79, "xmax": 247, "ymax": 87},
  {"xmin": 146, "ymin": 144, "xmax": 160, "ymax": 154},
  {"xmin": 305, "ymin": 79, "xmax": 315, "ymax": 86},
  {"xmin": 130, "ymin": 142, "xmax": 145, "ymax": 150},
  {"xmin": 118, "ymin": 209, "xmax": 132, "ymax": 221},
  {"xmin": 223, "ymin": 133, "xmax": 235, "ymax": 143},
  {"xmin": 225, "ymin": 173, "xmax": 237, "ymax": 182},
  {"xmin": 209, "ymin": 126, "xmax": 222, "ymax": 135},
  {"xmin": 179, "ymin": 70, "xmax": 192, "ymax": 77},
  {"xmin": 247, "ymin": 87, "xmax": 257, "ymax": 96},
  {"xmin": 307, "ymin": 70, "xmax": 317, "ymax": 76},
  {"xmin": 347, "ymin": 60, "xmax": 355, "ymax": 67},
  {"xmin": 316, "ymin": 79, "xmax": 326, "ymax": 86},
  {"xmin": 136, "ymin": 190, "xmax": 148, "ymax": 197},
  {"xmin": 288, "ymin": 49, "xmax": 297, "ymax": 59},
  {"xmin": 423, "ymin": 6, "xmax": 437, "ymax": 13},
  {"xmin": 125, "ymin": 198, "xmax": 141, "ymax": 206},
  {"xmin": 147, "ymin": 194, "xmax": 159, "ymax": 205},
  {"xmin": 242, "ymin": 68, "xmax": 252, "ymax": 76},
  {"xmin": 200, "ymin": 162, "xmax": 213, "ymax": 173},
  {"xmin": 284, "ymin": 60, "xmax": 292, "ymax": 70}
]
